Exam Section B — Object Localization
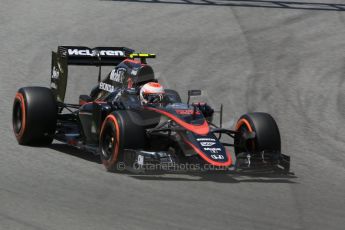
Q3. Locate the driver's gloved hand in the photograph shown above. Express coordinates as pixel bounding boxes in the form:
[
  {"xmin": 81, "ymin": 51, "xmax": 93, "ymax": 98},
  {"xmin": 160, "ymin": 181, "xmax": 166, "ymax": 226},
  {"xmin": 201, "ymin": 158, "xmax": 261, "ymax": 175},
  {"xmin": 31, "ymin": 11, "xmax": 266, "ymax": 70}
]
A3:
[
  {"xmin": 112, "ymin": 101, "xmax": 125, "ymax": 110},
  {"xmin": 192, "ymin": 102, "xmax": 214, "ymax": 120}
]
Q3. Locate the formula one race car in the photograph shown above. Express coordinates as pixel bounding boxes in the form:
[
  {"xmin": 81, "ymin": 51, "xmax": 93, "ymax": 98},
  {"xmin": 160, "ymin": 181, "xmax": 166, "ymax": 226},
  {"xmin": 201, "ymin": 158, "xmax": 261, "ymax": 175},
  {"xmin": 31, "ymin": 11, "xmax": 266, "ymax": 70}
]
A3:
[{"xmin": 12, "ymin": 46, "xmax": 290, "ymax": 172}]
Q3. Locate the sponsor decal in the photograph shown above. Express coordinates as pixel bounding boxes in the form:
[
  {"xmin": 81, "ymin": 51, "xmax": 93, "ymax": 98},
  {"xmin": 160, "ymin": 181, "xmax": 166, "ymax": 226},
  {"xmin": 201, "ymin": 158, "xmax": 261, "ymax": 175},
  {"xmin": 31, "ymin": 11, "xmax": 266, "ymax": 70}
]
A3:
[
  {"xmin": 51, "ymin": 82, "xmax": 58, "ymax": 89},
  {"xmin": 109, "ymin": 68, "xmax": 126, "ymax": 83},
  {"xmin": 197, "ymin": 138, "xmax": 216, "ymax": 142},
  {"xmin": 203, "ymin": 147, "xmax": 222, "ymax": 153},
  {"xmin": 211, "ymin": 154, "xmax": 225, "ymax": 160},
  {"xmin": 168, "ymin": 103, "xmax": 188, "ymax": 109},
  {"xmin": 99, "ymin": 82, "xmax": 115, "ymax": 93},
  {"xmin": 137, "ymin": 155, "xmax": 144, "ymax": 166},
  {"xmin": 91, "ymin": 123, "xmax": 97, "ymax": 134},
  {"xmin": 200, "ymin": 142, "xmax": 216, "ymax": 147},
  {"xmin": 52, "ymin": 66, "xmax": 59, "ymax": 80},
  {"xmin": 175, "ymin": 109, "xmax": 201, "ymax": 115},
  {"xmin": 131, "ymin": 69, "xmax": 138, "ymax": 75},
  {"xmin": 67, "ymin": 49, "xmax": 125, "ymax": 57},
  {"xmin": 61, "ymin": 49, "xmax": 67, "ymax": 57},
  {"xmin": 57, "ymin": 62, "xmax": 64, "ymax": 73}
]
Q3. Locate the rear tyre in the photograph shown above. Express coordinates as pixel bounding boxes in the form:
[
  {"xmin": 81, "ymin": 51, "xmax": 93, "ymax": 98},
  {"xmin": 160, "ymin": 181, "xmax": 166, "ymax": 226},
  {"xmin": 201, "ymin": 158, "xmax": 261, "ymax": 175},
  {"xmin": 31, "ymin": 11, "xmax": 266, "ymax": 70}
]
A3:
[
  {"xmin": 234, "ymin": 112, "xmax": 281, "ymax": 156},
  {"xmin": 99, "ymin": 111, "xmax": 147, "ymax": 172},
  {"xmin": 12, "ymin": 87, "xmax": 57, "ymax": 145}
]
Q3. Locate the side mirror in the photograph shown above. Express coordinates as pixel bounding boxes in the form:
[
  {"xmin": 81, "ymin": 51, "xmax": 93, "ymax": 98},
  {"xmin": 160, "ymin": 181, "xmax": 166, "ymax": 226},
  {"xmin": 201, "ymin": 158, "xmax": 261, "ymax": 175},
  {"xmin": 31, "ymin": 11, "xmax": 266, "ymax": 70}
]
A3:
[{"xmin": 187, "ymin": 90, "xmax": 202, "ymax": 104}]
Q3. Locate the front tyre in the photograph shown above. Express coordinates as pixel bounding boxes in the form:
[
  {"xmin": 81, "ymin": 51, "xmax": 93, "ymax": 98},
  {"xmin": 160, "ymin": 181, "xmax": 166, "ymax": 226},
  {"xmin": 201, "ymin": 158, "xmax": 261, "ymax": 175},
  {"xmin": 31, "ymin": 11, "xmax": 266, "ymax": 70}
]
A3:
[
  {"xmin": 12, "ymin": 87, "xmax": 57, "ymax": 145},
  {"xmin": 234, "ymin": 112, "xmax": 281, "ymax": 155},
  {"xmin": 99, "ymin": 114, "xmax": 123, "ymax": 172},
  {"xmin": 99, "ymin": 111, "xmax": 147, "ymax": 172}
]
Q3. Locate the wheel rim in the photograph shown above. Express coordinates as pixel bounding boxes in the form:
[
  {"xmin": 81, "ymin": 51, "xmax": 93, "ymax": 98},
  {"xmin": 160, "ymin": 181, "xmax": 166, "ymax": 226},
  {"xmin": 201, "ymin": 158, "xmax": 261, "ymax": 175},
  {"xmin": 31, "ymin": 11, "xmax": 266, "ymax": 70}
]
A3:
[
  {"xmin": 235, "ymin": 119, "xmax": 256, "ymax": 155},
  {"xmin": 238, "ymin": 124, "xmax": 255, "ymax": 151},
  {"xmin": 13, "ymin": 99, "xmax": 23, "ymax": 134},
  {"xmin": 101, "ymin": 125, "xmax": 116, "ymax": 160}
]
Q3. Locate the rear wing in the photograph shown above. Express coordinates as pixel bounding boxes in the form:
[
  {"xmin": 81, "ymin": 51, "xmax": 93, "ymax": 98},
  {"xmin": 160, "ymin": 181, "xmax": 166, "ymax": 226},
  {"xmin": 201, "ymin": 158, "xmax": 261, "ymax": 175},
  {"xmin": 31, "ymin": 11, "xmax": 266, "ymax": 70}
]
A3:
[
  {"xmin": 51, "ymin": 46, "xmax": 135, "ymax": 102},
  {"xmin": 57, "ymin": 46, "xmax": 134, "ymax": 66}
]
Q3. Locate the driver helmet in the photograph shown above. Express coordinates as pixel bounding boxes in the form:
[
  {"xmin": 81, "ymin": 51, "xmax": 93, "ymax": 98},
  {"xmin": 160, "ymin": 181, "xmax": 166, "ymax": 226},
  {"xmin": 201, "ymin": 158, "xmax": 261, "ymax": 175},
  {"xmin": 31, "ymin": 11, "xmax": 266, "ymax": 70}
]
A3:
[{"xmin": 140, "ymin": 82, "xmax": 165, "ymax": 104}]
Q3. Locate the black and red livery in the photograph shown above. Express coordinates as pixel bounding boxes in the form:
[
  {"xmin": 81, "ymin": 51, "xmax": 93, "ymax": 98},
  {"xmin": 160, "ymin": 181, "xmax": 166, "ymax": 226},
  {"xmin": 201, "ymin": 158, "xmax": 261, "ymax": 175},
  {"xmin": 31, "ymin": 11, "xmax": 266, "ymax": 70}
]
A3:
[{"xmin": 12, "ymin": 46, "xmax": 290, "ymax": 172}]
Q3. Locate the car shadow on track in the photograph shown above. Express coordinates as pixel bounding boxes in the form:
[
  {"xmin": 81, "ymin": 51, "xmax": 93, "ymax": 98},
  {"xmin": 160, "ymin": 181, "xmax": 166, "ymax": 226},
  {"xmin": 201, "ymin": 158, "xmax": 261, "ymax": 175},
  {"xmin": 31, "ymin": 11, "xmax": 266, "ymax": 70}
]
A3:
[
  {"xmin": 48, "ymin": 143, "xmax": 297, "ymax": 183},
  {"xmin": 49, "ymin": 143, "xmax": 102, "ymax": 164},
  {"xmin": 127, "ymin": 171, "xmax": 297, "ymax": 183},
  {"xmin": 103, "ymin": 0, "xmax": 345, "ymax": 12}
]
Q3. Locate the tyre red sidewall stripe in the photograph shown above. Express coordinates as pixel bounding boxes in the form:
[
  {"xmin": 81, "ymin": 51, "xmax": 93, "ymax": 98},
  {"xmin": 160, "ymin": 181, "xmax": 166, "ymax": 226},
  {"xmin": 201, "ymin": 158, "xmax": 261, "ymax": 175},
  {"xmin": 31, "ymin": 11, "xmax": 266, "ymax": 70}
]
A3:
[
  {"xmin": 235, "ymin": 118, "xmax": 255, "ymax": 150},
  {"xmin": 14, "ymin": 93, "xmax": 26, "ymax": 140},
  {"xmin": 235, "ymin": 118, "xmax": 253, "ymax": 132}
]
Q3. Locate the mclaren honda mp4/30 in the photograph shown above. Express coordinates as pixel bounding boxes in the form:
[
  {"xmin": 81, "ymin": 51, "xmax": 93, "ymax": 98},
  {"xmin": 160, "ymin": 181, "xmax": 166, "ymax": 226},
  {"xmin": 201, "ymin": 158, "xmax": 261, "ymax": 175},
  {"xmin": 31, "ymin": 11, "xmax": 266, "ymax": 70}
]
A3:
[{"xmin": 12, "ymin": 46, "xmax": 290, "ymax": 173}]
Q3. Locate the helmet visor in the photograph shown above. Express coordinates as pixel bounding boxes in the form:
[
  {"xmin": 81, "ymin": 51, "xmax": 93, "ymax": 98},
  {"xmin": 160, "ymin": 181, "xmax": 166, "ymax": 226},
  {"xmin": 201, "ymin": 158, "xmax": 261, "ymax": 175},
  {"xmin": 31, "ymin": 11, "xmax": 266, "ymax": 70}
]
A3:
[{"xmin": 145, "ymin": 93, "xmax": 164, "ymax": 103}]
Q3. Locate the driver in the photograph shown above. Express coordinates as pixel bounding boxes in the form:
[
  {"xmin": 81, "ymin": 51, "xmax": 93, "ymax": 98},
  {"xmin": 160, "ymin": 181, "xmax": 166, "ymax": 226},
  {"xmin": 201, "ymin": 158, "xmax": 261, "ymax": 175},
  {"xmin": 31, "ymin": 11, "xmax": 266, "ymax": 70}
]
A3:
[{"xmin": 139, "ymin": 82, "xmax": 165, "ymax": 105}]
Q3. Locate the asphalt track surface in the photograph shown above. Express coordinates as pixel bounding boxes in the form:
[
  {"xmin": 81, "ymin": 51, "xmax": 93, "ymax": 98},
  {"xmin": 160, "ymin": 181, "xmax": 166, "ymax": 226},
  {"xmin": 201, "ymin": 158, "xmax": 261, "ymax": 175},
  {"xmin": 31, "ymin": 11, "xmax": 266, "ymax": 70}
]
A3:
[{"xmin": 1, "ymin": 0, "xmax": 345, "ymax": 229}]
